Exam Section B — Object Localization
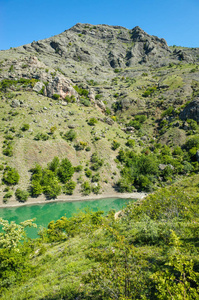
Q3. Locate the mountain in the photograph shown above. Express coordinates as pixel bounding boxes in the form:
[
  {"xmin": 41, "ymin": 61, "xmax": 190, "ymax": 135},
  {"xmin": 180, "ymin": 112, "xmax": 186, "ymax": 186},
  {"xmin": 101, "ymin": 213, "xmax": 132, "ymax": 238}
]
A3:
[
  {"xmin": 0, "ymin": 23, "xmax": 199, "ymax": 205},
  {"xmin": 0, "ymin": 24, "xmax": 199, "ymax": 300}
]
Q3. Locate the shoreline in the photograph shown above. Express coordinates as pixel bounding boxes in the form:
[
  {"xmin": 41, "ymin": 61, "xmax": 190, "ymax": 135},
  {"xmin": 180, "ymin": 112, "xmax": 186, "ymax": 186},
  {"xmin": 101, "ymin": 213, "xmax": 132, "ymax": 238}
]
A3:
[{"xmin": 0, "ymin": 192, "xmax": 147, "ymax": 209}]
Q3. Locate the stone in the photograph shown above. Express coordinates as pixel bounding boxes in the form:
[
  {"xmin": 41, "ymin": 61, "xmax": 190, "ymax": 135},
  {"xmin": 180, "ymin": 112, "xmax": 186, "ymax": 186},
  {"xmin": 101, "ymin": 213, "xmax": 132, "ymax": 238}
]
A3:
[
  {"xmin": 103, "ymin": 117, "xmax": 114, "ymax": 125},
  {"xmin": 196, "ymin": 150, "xmax": 199, "ymax": 162},
  {"xmin": 68, "ymin": 124, "xmax": 76, "ymax": 129},
  {"xmin": 11, "ymin": 99, "xmax": 20, "ymax": 108},
  {"xmin": 33, "ymin": 81, "xmax": 45, "ymax": 93},
  {"xmin": 180, "ymin": 98, "xmax": 199, "ymax": 123},
  {"xmin": 159, "ymin": 164, "xmax": 174, "ymax": 171}
]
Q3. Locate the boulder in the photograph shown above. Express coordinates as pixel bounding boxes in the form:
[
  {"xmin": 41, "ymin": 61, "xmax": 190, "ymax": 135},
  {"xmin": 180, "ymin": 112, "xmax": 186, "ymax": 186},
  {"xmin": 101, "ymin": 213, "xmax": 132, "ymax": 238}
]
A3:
[
  {"xmin": 11, "ymin": 99, "xmax": 20, "ymax": 108},
  {"xmin": 159, "ymin": 164, "xmax": 174, "ymax": 171},
  {"xmin": 33, "ymin": 81, "xmax": 45, "ymax": 93},
  {"xmin": 45, "ymin": 76, "xmax": 78, "ymax": 100},
  {"xmin": 180, "ymin": 98, "xmax": 199, "ymax": 122},
  {"xmin": 196, "ymin": 150, "xmax": 199, "ymax": 162},
  {"xmin": 103, "ymin": 117, "xmax": 114, "ymax": 125}
]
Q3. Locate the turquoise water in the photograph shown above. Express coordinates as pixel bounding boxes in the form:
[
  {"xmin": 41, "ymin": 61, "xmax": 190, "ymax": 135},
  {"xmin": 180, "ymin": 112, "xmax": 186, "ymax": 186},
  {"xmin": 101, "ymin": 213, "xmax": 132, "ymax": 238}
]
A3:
[{"xmin": 0, "ymin": 198, "xmax": 133, "ymax": 238}]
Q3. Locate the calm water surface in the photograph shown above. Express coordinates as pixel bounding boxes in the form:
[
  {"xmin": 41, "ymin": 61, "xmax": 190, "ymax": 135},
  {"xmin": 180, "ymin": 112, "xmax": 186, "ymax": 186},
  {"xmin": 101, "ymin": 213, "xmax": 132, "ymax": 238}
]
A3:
[{"xmin": 0, "ymin": 198, "xmax": 134, "ymax": 238}]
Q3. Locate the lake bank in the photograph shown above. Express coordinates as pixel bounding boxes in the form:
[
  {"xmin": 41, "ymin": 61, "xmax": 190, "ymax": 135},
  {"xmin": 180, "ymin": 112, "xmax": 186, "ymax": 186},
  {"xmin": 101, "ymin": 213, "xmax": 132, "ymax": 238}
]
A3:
[
  {"xmin": 0, "ymin": 191, "xmax": 147, "ymax": 208},
  {"xmin": 0, "ymin": 197, "xmax": 140, "ymax": 238}
]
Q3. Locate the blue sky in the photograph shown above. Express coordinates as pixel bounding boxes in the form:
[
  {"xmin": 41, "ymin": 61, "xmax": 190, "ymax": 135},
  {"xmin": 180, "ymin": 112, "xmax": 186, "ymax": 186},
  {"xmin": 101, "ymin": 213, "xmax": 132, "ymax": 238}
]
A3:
[{"xmin": 1, "ymin": 0, "xmax": 199, "ymax": 50}]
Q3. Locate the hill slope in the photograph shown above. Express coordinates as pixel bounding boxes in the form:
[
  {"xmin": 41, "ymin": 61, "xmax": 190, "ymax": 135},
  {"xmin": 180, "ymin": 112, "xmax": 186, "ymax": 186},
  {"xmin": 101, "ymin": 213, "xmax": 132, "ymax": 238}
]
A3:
[{"xmin": 0, "ymin": 23, "xmax": 199, "ymax": 205}]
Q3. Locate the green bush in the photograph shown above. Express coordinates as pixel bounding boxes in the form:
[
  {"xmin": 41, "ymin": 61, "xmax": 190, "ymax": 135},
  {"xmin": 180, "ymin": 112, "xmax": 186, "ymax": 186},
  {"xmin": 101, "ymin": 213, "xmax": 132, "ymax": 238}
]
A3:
[
  {"xmin": 81, "ymin": 181, "xmax": 92, "ymax": 195},
  {"xmin": 21, "ymin": 124, "xmax": 30, "ymax": 131},
  {"xmin": 88, "ymin": 117, "xmax": 97, "ymax": 126},
  {"xmin": 92, "ymin": 184, "xmax": 101, "ymax": 194},
  {"xmin": 57, "ymin": 158, "xmax": 74, "ymax": 183},
  {"xmin": 85, "ymin": 168, "xmax": 92, "ymax": 178},
  {"xmin": 3, "ymin": 143, "xmax": 13, "ymax": 157},
  {"xmin": 92, "ymin": 173, "xmax": 100, "ymax": 182},
  {"xmin": 63, "ymin": 130, "xmax": 76, "ymax": 141},
  {"xmin": 52, "ymin": 94, "xmax": 60, "ymax": 100},
  {"xmin": 64, "ymin": 95, "xmax": 76, "ymax": 103},
  {"xmin": 73, "ymin": 85, "xmax": 89, "ymax": 97},
  {"xmin": 63, "ymin": 181, "xmax": 76, "ymax": 195},
  {"xmin": 112, "ymin": 140, "xmax": 120, "ymax": 150},
  {"xmin": 34, "ymin": 133, "xmax": 49, "ymax": 141},
  {"xmin": 90, "ymin": 153, "xmax": 103, "ymax": 170},
  {"xmin": 80, "ymin": 97, "xmax": 90, "ymax": 107},
  {"xmin": 15, "ymin": 189, "xmax": 29, "ymax": 202},
  {"xmin": 2, "ymin": 167, "xmax": 20, "ymax": 185},
  {"xmin": 126, "ymin": 139, "xmax": 135, "ymax": 148},
  {"xmin": 161, "ymin": 106, "xmax": 174, "ymax": 117},
  {"xmin": 3, "ymin": 191, "xmax": 13, "ymax": 203},
  {"xmin": 48, "ymin": 157, "xmax": 60, "ymax": 172},
  {"xmin": 142, "ymin": 86, "xmax": 157, "ymax": 97},
  {"xmin": 74, "ymin": 165, "xmax": 83, "ymax": 172}
]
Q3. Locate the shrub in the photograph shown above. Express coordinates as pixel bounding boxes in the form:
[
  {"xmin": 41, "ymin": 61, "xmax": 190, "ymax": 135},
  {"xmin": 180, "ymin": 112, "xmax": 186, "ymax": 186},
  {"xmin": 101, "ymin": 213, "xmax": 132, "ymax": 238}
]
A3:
[
  {"xmin": 48, "ymin": 157, "xmax": 59, "ymax": 172},
  {"xmin": 57, "ymin": 158, "xmax": 74, "ymax": 183},
  {"xmin": 64, "ymin": 95, "xmax": 76, "ymax": 103},
  {"xmin": 112, "ymin": 140, "xmax": 120, "ymax": 150},
  {"xmin": 80, "ymin": 98, "xmax": 90, "ymax": 107},
  {"xmin": 92, "ymin": 184, "xmax": 101, "ymax": 194},
  {"xmin": 91, "ymin": 153, "xmax": 103, "ymax": 170},
  {"xmin": 161, "ymin": 106, "xmax": 174, "ymax": 117},
  {"xmin": 2, "ymin": 167, "xmax": 20, "ymax": 185},
  {"xmin": 30, "ymin": 180, "xmax": 43, "ymax": 197},
  {"xmin": 88, "ymin": 117, "xmax": 97, "ymax": 126},
  {"xmin": 52, "ymin": 94, "xmax": 60, "ymax": 100},
  {"xmin": 21, "ymin": 124, "xmax": 30, "ymax": 131},
  {"xmin": 74, "ymin": 141, "xmax": 87, "ymax": 151},
  {"xmin": 73, "ymin": 86, "xmax": 89, "ymax": 97},
  {"xmin": 185, "ymin": 136, "xmax": 199, "ymax": 150},
  {"xmin": 15, "ymin": 189, "xmax": 29, "ymax": 202},
  {"xmin": 95, "ymin": 94, "xmax": 102, "ymax": 100},
  {"xmin": 63, "ymin": 129, "xmax": 76, "ymax": 141},
  {"xmin": 126, "ymin": 139, "xmax": 135, "ymax": 148},
  {"xmin": 143, "ymin": 86, "xmax": 157, "ymax": 97},
  {"xmin": 34, "ymin": 133, "xmax": 49, "ymax": 141},
  {"xmin": 81, "ymin": 181, "xmax": 92, "ymax": 195},
  {"xmin": 85, "ymin": 168, "xmax": 92, "ymax": 178},
  {"xmin": 3, "ymin": 143, "xmax": 13, "ymax": 157},
  {"xmin": 3, "ymin": 191, "xmax": 13, "ymax": 203},
  {"xmin": 63, "ymin": 181, "xmax": 76, "ymax": 195},
  {"xmin": 50, "ymin": 126, "xmax": 57, "ymax": 134},
  {"xmin": 74, "ymin": 165, "xmax": 83, "ymax": 172},
  {"xmin": 92, "ymin": 173, "xmax": 100, "ymax": 182}
]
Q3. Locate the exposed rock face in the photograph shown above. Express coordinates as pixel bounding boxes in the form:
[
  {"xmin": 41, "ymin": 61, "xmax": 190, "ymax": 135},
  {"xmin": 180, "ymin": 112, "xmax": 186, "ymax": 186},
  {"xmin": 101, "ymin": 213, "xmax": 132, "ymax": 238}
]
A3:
[
  {"xmin": 180, "ymin": 98, "xmax": 199, "ymax": 122},
  {"xmin": 45, "ymin": 76, "xmax": 78, "ymax": 99},
  {"xmin": 17, "ymin": 23, "xmax": 186, "ymax": 74}
]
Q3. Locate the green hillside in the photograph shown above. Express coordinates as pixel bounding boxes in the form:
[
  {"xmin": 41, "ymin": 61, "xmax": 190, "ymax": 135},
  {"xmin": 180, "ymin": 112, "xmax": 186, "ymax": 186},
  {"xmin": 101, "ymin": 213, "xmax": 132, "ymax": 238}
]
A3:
[{"xmin": 0, "ymin": 175, "xmax": 199, "ymax": 299}]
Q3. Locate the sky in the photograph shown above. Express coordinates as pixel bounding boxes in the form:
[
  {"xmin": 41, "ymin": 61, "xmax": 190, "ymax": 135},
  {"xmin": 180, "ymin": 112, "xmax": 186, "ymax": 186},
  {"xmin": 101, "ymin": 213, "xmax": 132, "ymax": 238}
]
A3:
[{"xmin": 1, "ymin": 0, "xmax": 199, "ymax": 50}]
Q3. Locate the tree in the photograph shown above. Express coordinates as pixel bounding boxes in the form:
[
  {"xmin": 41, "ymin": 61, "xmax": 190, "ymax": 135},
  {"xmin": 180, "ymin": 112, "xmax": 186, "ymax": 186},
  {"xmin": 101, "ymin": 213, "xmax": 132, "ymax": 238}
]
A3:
[
  {"xmin": 57, "ymin": 158, "xmax": 74, "ymax": 183},
  {"xmin": 15, "ymin": 189, "xmax": 29, "ymax": 202},
  {"xmin": 2, "ymin": 166, "xmax": 20, "ymax": 185},
  {"xmin": 153, "ymin": 231, "xmax": 199, "ymax": 299},
  {"xmin": 0, "ymin": 218, "xmax": 37, "ymax": 250},
  {"xmin": 83, "ymin": 226, "xmax": 148, "ymax": 299}
]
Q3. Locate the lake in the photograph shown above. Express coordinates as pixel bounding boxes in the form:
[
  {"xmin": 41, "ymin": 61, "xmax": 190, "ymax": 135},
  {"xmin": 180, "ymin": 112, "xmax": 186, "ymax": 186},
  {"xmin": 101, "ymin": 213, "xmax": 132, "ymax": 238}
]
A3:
[{"xmin": 0, "ymin": 197, "xmax": 134, "ymax": 238}]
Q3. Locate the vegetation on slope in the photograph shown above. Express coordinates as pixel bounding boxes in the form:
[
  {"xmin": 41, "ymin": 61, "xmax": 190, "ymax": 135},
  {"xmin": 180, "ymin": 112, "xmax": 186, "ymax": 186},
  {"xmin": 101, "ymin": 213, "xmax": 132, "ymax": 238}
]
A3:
[{"xmin": 0, "ymin": 175, "xmax": 199, "ymax": 299}]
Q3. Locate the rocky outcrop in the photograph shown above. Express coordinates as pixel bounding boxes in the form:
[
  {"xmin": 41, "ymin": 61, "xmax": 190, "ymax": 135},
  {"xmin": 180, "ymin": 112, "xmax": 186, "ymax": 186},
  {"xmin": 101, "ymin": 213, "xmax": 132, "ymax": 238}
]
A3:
[
  {"xmin": 44, "ymin": 76, "xmax": 78, "ymax": 99},
  {"xmin": 180, "ymin": 98, "xmax": 199, "ymax": 122},
  {"xmin": 16, "ymin": 23, "xmax": 189, "ymax": 75}
]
